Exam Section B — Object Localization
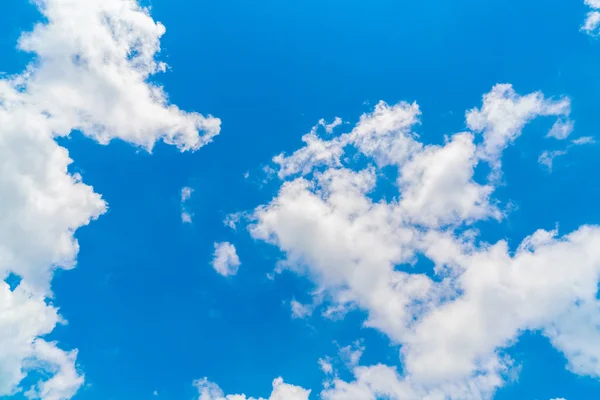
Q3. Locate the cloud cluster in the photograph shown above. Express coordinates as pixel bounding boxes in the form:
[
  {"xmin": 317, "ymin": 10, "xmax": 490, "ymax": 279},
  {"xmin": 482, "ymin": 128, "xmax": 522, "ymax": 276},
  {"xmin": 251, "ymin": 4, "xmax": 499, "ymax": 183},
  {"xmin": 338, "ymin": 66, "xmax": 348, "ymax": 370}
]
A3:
[
  {"xmin": 0, "ymin": 0, "xmax": 219, "ymax": 397},
  {"xmin": 195, "ymin": 377, "xmax": 310, "ymax": 400},
  {"xmin": 200, "ymin": 84, "xmax": 600, "ymax": 399}
]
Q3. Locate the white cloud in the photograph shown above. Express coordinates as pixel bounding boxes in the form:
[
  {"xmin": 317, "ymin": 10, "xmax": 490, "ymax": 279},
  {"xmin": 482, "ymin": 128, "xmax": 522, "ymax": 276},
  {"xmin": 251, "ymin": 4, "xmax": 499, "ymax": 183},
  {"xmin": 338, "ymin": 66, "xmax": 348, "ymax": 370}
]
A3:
[
  {"xmin": 273, "ymin": 100, "xmax": 421, "ymax": 179},
  {"xmin": 539, "ymin": 135, "xmax": 595, "ymax": 171},
  {"xmin": 24, "ymin": 339, "xmax": 84, "ymax": 400},
  {"xmin": 224, "ymin": 212, "xmax": 246, "ymax": 230},
  {"xmin": 212, "ymin": 242, "xmax": 241, "ymax": 277},
  {"xmin": 243, "ymin": 85, "xmax": 600, "ymax": 398},
  {"xmin": 0, "ymin": 0, "xmax": 219, "ymax": 397},
  {"xmin": 18, "ymin": 0, "xmax": 220, "ymax": 150},
  {"xmin": 398, "ymin": 132, "xmax": 499, "ymax": 227},
  {"xmin": 321, "ymin": 363, "xmax": 502, "ymax": 400},
  {"xmin": 319, "ymin": 358, "xmax": 334, "ymax": 375},
  {"xmin": 538, "ymin": 149, "xmax": 568, "ymax": 171},
  {"xmin": 291, "ymin": 299, "xmax": 314, "ymax": 319},
  {"xmin": 572, "ymin": 136, "xmax": 595, "ymax": 145},
  {"xmin": 319, "ymin": 117, "xmax": 343, "ymax": 134},
  {"xmin": 181, "ymin": 186, "xmax": 193, "ymax": 223},
  {"xmin": 583, "ymin": 0, "xmax": 600, "ymax": 34},
  {"xmin": 182, "ymin": 187, "xmax": 193, "ymax": 202},
  {"xmin": 547, "ymin": 119, "xmax": 575, "ymax": 140},
  {"xmin": 465, "ymin": 84, "xmax": 570, "ymax": 168},
  {"xmin": 338, "ymin": 342, "xmax": 364, "ymax": 369},
  {"xmin": 273, "ymin": 131, "xmax": 345, "ymax": 179},
  {"xmin": 194, "ymin": 377, "xmax": 310, "ymax": 400}
]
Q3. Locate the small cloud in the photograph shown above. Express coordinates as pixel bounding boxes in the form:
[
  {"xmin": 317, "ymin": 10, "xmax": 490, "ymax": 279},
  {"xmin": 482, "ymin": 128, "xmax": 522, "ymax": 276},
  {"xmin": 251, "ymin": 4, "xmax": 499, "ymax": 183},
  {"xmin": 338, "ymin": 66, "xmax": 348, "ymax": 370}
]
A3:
[
  {"xmin": 181, "ymin": 211, "xmax": 192, "ymax": 224},
  {"xmin": 211, "ymin": 242, "xmax": 241, "ymax": 277},
  {"xmin": 318, "ymin": 117, "xmax": 343, "ymax": 134},
  {"xmin": 582, "ymin": 0, "xmax": 600, "ymax": 35},
  {"xmin": 318, "ymin": 357, "xmax": 333, "ymax": 375},
  {"xmin": 153, "ymin": 390, "xmax": 158, "ymax": 396},
  {"xmin": 572, "ymin": 136, "xmax": 595, "ymax": 145},
  {"xmin": 338, "ymin": 341, "xmax": 365, "ymax": 369},
  {"xmin": 539, "ymin": 135, "xmax": 595, "ymax": 171},
  {"xmin": 181, "ymin": 187, "xmax": 193, "ymax": 202},
  {"xmin": 547, "ymin": 119, "xmax": 574, "ymax": 140},
  {"xmin": 180, "ymin": 186, "xmax": 193, "ymax": 223},
  {"xmin": 224, "ymin": 212, "xmax": 245, "ymax": 230},
  {"xmin": 538, "ymin": 150, "xmax": 567, "ymax": 171},
  {"xmin": 290, "ymin": 299, "xmax": 313, "ymax": 319},
  {"xmin": 322, "ymin": 303, "xmax": 352, "ymax": 320}
]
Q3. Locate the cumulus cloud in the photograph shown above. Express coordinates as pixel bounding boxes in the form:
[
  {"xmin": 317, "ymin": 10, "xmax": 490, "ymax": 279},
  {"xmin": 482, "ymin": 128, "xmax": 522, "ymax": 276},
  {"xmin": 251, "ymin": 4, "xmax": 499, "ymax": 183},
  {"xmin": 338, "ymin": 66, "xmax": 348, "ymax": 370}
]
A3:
[
  {"xmin": 194, "ymin": 377, "xmax": 310, "ymax": 400},
  {"xmin": 239, "ymin": 84, "xmax": 600, "ymax": 398},
  {"xmin": 0, "ymin": 0, "xmax": 219, "ymax": 397},
  {"xmin": 18, "ymin": 0, "xmax": 220, "ymax": 149},
  {"xmin": 212, "ymin": 242, "xmax": 241, "ymax": 277},
  {"xmin": 273, "ymin": 101, "xmax": 421, "ymax": 179}
]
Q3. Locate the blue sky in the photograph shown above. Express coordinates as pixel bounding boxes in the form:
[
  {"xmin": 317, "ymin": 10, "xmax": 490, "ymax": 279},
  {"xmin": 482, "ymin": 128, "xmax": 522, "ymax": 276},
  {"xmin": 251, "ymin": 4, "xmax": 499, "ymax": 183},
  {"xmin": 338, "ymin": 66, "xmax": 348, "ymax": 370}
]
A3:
[{"xmin": 2, "ymin": 0, "xmax": 600, "ymax": 399}]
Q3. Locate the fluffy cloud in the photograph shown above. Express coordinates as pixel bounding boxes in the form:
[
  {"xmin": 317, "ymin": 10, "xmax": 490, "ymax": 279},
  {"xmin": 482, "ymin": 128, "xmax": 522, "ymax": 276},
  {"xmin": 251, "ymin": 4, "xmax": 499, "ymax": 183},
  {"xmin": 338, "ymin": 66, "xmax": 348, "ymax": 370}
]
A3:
[
  {"xmin": 18, "ymin": 0, "xmax": 220, "ymax": 150},
  {"xmin": 243, "ymin": 84, "xmax": 600, "ymax": 398},
  {"xmin": 583, "ymin": 0, "xmax": 600, "ymax": 34},
  {"xmin": 0, "ymin": 0, "xmax": 219, "ymax": 397},
  {"xmin": 194, "ymin": 377, "xmax": 310, "ymax": 400},
  {"xmin": 212, "ymin": 242, "xmax": 241, "ymax": 277},
  {"xmin": 465, "ymin": 84, "xmax": 570, "ymax": 168}
]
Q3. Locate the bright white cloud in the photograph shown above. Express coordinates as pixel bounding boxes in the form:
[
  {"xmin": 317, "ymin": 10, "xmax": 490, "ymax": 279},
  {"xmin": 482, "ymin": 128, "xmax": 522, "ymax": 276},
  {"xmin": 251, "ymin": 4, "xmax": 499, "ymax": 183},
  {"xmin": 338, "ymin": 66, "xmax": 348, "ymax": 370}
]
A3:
[
  {"xmin": 0, "ymin": 0, "xmax": 219, "ymax": 397},
  {"xmin": 212, "ymin": 242, "xmax": 241, "ymax": 277},
  {"xmin": 194, "ymin": 377, "xmax": 310, "ymax": 400},
  {"xmin": 243, "ymin": 84, "xmax": 600, "ymax": 398},
  {"xmin": 18, "ymin": 0, "xmax": 220, "ymax": 150},
  {"xmin": 398, "ymin": 132, "xmax": 499, "ymax": 227},
  {"xmin": 465, "ymin": 84, "xmax": 570, "ymax": 167},
  {"xmin": 274, "ymin": 100, "xmax": 421, "ymax": 179},
  {"xmin": 583, "ymin": 0, "xmax": 600, "ymax": 34},
  {"xmin": 24, "ymin": 339, "xmax": 84, "ymax": 400}
]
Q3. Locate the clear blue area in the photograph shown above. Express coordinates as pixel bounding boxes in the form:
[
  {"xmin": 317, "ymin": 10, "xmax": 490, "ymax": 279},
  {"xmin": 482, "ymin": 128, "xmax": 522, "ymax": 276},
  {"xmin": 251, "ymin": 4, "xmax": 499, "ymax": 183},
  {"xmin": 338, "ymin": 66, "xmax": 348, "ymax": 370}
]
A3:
[{"xmin": 2, "ymin": 0, "xmax": 600, "ymax": 398}]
